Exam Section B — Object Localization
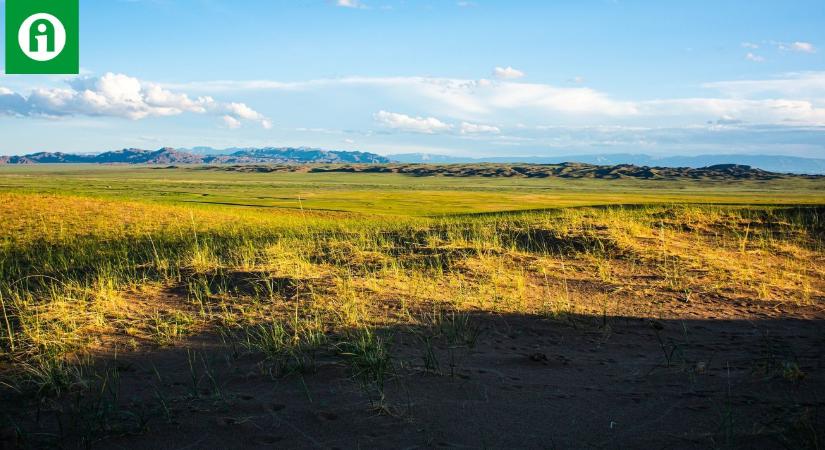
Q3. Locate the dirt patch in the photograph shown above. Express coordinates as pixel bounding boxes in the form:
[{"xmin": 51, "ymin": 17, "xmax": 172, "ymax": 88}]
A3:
[{"xmin": 2, "ymin": 292, "xmax": 823, "ymax": 449}]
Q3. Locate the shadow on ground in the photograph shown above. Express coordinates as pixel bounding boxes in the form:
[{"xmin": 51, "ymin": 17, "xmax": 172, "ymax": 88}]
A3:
[{"xmin": 2, "ymin": 308, "xmax": 824, "ymax": 449}]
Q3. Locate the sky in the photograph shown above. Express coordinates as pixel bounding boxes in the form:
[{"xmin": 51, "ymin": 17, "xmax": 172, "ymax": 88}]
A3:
[{"xmin": 0, "ymin": 0, "xmax": 824, "ymax": 157}]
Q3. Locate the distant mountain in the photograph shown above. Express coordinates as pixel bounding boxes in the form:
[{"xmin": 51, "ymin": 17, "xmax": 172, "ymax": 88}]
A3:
[
  {"xmin": 0, "ymin": 148, "xmax": 203, "ymax": 164},
  {"xmin": 0, "ymin": 147, "xmax": 390, "ymax": 165},
  {"xmin": 199, "ymin": 162, "xmax": 822, "ymax": 181},
  {"xmin": 3, "ymin": 148, "xmax": 823, "ymax": 175},
  {"xmin": 212, "ymin": 147, "xmax": 390, "ymax": 164},
  {"xmin": 387, "ymin": 153, "xmax": 825, "ymax": 175}
]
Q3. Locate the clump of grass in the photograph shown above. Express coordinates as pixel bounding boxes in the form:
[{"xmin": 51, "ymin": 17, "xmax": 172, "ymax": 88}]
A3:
[
  {"xmin": 241, "ymin": 311, "xmax": 328, "ymax": 376},
  {"xmin": 150, "ymin": 311, "xmax": 193, "ymax": 346},
  {"xmin": 439, "ymin": 312, "xmax": 482, "ymax": 349},
  {"xmin": 336, "ymin": 327, "xmax": 393, "ymax": 410},
  {"xmin": 417, "ymin": 311, "xmax": 481, "ymax": 377},
  {"xmin": 12, "ymin": 354, "xmax": 91, "ymax": 399},
  {"xmin": 752, "ymin": 330, "xmax": 807, "ymax": 383}
]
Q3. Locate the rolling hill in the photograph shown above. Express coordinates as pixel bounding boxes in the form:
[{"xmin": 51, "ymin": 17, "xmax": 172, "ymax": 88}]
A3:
[
  {"xmin": 195, "ymin": 162, "xmax": 823, "ymax": 181},
  {"xmin": 388, "ymin": 153, "xmax": 825, "ymax": 175}
]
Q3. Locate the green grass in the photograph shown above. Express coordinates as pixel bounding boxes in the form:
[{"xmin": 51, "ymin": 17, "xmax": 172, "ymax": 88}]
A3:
[{"xmin": 1, "ymin": 164, "xmax": 823, "ymax": 216}]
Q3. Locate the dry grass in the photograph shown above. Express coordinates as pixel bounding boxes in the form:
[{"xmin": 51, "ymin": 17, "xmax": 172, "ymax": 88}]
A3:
[
  {"xmin": 0, "ymin": 192, "xmax": 823, "ymax": 447},
  {"xmin": 1, "ymin": 194, "xmax": 822, "ymax": 367}
]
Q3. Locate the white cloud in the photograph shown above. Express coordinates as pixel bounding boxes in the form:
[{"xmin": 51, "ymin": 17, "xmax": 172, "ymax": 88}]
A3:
[
  {"xmin": 13, "ymin": 71, "xmax": 825, "ymax": 134},
  {"xmin": 374, "ymin": 111, "xmax": 453, "ymax": 134},
  {"xmin": 640, "ymin": 98, "xmax": 825, "ymax": 126},
  {"xmin": 780, "ymin": 41, "xmax": 816, "ymax": 53},
  {"xmin": 223, "ymin": 102, "xmax": 267, "ymax": 122},
  {"xmin": 493, "ymin": 66, "xmax": 525, "ymax": 80},
  {"xmin": 0, "ymin": 72, "xmax": 271, "ymax": 128},
  {"xmin": 0, "ymin": 88, "xmax": 28, "ymax": 116},
  {"xmin": 167, "ymin": 74, "xmax": 825, "ymax": 125},
  {"xmin": 336, "ymin": 0, "xmax": 366, "ymax": 8},
  {"xmin": 742, "ymin": 42, "xmax": 759, "ymax": 49},
  {"xmin": 373, "ymin": 112, "xmax": 501, "ymax": 136},
  {"xmin": 460, "ymin": 122, "xmax": 500, "ymax": 134},
  {"xmin": 222, "ymin": 115, "xmax": 242, "ymax": 129},
  {"xmin": 171, "ymin": 76, "xmax": 639, "ymax": 119},
  {"xmin": 481, "ymin": 80, "xmax": 638, "ymax": 115},
  {"xmin": 745, "ymin": 52, "xmax": 765, "ymax": 62}
]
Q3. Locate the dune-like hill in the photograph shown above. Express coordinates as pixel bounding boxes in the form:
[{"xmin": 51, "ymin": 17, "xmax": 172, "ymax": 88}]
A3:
[{"xmin": 195, "ymin": 162, "xmax": 821, "ymax": 180}]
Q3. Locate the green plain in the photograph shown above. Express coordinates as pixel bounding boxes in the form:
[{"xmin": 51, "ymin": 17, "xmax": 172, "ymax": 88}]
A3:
[{"xmin": 0, "ymin": 164, "xmax": 823, "ymax": 216}]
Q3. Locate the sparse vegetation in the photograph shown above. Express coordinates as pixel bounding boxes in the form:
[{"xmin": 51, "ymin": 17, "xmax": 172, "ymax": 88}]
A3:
[{"xmin": 0, "ymin": 166, "xmax": 822, "ymax": 448}]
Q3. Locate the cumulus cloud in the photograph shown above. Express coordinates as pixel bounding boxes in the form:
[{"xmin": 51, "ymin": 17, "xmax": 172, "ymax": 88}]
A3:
[
  {"xmin": 374, "ymin": 111, "xmax": 501, "ymax": 136},
  {"xmin": 223, "ymin": 101, "xmax": 271, "ymax": 128},
  {"xmin": 0, "ymin": 88, "xmax": 29, "ymax": 116},
  {"xmin": 0, "ymin": 72, "xmax": 270, "ymax": 128},
  {"xmin": 222, "ymin": 115, "xmax": 242, "ymax": 129},
  {"xmin": 493, "ymin": 66, "xmax": 525, "ymax": 80},
  {"xmin": 374, "ymin": 110, "xmax": 453, "ymax": 134}
]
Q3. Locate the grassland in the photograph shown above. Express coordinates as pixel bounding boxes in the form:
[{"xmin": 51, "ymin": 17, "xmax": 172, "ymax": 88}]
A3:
[
  {"xmin": 1, "ymin": 164, "xmax": 823, "ymax": 215},
  {"xmin": 0, "ymin": 165, "xmax": 823, "ymax": 448}
]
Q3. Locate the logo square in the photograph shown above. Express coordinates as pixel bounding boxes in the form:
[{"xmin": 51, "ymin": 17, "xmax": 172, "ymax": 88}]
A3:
[{"xmin": 5, "ymin": 0, "xmax": 79, "ymax": 74}]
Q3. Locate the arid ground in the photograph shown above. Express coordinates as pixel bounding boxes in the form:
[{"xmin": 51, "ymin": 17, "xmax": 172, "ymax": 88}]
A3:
[{"xmin": 0, "ymin": 166, "xmax": 823, "ymax": 449}]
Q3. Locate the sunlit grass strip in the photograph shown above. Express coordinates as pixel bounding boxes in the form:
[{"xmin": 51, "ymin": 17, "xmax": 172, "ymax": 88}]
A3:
[{"xmin": 0, "ymin": 192, "xmax": 822, "ymax": 400}]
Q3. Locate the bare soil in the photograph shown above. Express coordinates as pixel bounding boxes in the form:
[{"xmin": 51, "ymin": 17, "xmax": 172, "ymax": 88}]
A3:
[{"xmin": 3, "ymin": 291, "xmax": 823, "ymax": 449}]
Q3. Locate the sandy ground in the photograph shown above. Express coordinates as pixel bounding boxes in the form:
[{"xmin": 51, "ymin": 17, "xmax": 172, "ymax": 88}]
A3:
[{"xmin": 4, "ymin": 291, "xmax": 822, "ymax": 450}]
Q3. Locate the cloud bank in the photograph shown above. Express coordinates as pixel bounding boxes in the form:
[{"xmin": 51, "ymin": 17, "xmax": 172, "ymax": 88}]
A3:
[
  {"xmin": 2, "ymin": 71, "xmax": 824, "ymax": 157},
  {"xmin": 167, "ymin": 72, "xmax": 825, "ymax": 127},
  {"xmin": 0, "ymin": 73, "xmax": 271, "ymax": 129}
]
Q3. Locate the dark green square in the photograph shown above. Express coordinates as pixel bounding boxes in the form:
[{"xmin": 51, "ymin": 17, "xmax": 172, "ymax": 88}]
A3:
[{"xmin": 5, "ymin": 0, "xmax": 79, "ymax": 74}]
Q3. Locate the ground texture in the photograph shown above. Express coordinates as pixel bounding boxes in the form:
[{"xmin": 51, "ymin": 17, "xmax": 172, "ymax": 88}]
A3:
[{"xmin": 0, "ymin": 169, "xmax": 823, "ymax": 449}]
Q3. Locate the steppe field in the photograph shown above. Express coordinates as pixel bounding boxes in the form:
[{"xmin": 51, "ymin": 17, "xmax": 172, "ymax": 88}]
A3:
[{"xmin": 0, "ymin": 165, "xmax": 824, "ymax": 449}]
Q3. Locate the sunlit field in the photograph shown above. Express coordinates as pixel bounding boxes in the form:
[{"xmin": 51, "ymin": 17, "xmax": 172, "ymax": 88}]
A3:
[
  {"xmin": 2, "ymin": 164, "xmax": 824, "ymax": 215},
  {"xmin": 0, "ymin": 166, "xmax": 823, "ymax": 448}
]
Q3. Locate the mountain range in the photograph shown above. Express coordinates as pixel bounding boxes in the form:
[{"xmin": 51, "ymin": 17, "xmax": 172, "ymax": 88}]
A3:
[
  {"xmin": 1, "ymin": 147, "xmax": 823, "ymax": 175},
  {"xmin": 0, "ymin": 147, "xmax": 390, "ymax": 165}
]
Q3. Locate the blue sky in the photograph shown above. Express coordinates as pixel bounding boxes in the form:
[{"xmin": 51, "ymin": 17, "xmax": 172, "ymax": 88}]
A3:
[{"xmin": 1, "ymin": 0, "xmax": 824, "ymax": 157}]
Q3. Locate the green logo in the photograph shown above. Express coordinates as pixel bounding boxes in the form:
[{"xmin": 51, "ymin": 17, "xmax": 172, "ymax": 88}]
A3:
[{"xmin": 5, "ymin": 0, "xmax": 79, "ymax": 74}]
